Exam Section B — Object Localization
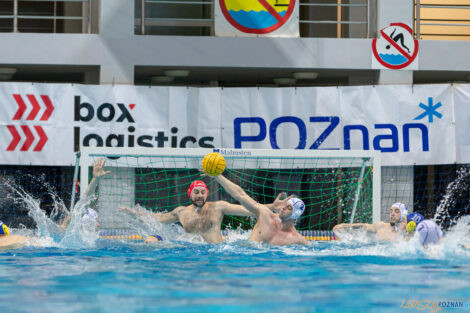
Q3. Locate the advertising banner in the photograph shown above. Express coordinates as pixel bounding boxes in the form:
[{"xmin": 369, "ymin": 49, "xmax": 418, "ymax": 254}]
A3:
[{"xmin": 0, "ymin": 83, "xmax": 467, "ymax": 166}]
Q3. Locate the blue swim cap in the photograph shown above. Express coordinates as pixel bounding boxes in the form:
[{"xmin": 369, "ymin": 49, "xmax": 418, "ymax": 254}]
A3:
[
  {"xmin": 286, "ymin": 198, "xmax": 305, "ymax": 220},
  {"xmin": 0, "ymin": 221, "xmax": 9, "ymax": 236},
  {"xmin": 148, "ymin": 234, "xmax": 163, "ymax": 241},
  {"xmin": 405, "ymin": 212, "xmax": 424, "ymax": 233}
]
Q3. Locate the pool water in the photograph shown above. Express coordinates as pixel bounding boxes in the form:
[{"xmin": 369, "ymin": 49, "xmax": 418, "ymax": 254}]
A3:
[
  {"xmin": 1, "ymin": 185, "xmax": 469, "ymax": 313},
  {"xmin": 1, "ymin": 236, "xmax": 470, "ymax": 313}
]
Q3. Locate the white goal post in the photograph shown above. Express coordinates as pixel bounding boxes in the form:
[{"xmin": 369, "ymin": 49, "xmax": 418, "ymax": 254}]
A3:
[{"xmin": 78, "ymin": 147, "xmax": 381, "ymax": 225}]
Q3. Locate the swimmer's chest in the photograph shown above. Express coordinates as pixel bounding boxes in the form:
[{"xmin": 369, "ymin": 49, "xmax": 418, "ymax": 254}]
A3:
[
  {"xmin": 376, "ymin": 225, "xmax": 399, "ymax": 240},
  {"xmin": 251, "ymin": 217, "xmax": 280, "ymax": 242},
  {"xmin": 178, "ymin": 207, "xmax": 221, "ymax": 233}
]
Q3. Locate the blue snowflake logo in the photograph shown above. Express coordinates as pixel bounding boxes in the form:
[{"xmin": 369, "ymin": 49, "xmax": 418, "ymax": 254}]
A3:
[{"xmin": 414, "ymin": 97, "xmax": 443, "ymax": 123}]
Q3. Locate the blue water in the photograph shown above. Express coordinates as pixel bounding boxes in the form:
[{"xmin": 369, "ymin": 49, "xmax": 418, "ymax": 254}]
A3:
[
  {"xmin": 2, "ymin": 183, "xmax": 470, "ymax": 312},
  {"xmin": 228, "ymin": 10, "xmax": 287, "ymax": 29},
  {"xmin": 1, "ymin": 240, "xmax": 470, "ymax": 313},
  {"xmin": 379, "ymin": 53, "xmax": 408, "ymax": 65}
]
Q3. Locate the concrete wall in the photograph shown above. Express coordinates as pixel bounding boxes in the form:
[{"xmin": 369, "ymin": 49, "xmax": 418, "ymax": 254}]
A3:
[{"xmin": 0, "ymin": 0, "xmax": 467, "ymax": 85}]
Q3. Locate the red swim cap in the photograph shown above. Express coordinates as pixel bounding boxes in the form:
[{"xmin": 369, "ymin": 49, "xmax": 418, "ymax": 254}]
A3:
[{"xmin": 187, "ymin": 180, "xmax": 209, "ymax": 198}]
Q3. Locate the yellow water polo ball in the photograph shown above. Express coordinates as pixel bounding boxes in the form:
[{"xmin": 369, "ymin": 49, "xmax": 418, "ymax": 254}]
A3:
[
  {"xmin": 202, "ymin": 152, "xmax": 226, "ymax": 176},
  {"xmin": 406, "ymin": 221, "xmax": 417, "ymax": 233}
]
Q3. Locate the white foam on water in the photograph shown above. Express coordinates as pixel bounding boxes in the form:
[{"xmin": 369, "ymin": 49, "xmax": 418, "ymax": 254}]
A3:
[
  {"xmin": 59, "ymin": 197, "xmax": 99, "ymax": 248},
  {"xmin": 2, "ymin": 178, "xmax": 469, "ymax": 260}
]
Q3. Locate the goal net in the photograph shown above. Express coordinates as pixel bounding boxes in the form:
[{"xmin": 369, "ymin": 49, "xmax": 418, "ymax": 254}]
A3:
[{"xmin": 78, "ymin": 147, "xmax": 381, "ymax": 232}]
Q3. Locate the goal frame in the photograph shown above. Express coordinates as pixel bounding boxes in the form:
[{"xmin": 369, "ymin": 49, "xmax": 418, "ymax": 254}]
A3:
[{"xmin": 78, "ymin": 147, "xmax": 382, "ymax": 224}]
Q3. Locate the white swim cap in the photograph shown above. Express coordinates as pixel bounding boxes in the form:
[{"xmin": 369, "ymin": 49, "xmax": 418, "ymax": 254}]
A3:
[
  {"xmin": 286, "ymin": 198, "xmax": 306, "ymax": 220},
  {"xmin": 391, "ymin": 203, "xmax": 408, "ymax": 222},
  {"xmin": 82, "ymin": 208, "xmax": 98, "ymax": 222}
]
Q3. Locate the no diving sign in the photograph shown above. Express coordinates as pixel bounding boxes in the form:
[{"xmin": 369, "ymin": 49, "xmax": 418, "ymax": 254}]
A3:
[
  {"xmin": 372, "ymin": 23, "xmax": 419, "ymax": 70},
  {"xmin": 215, "ymin": 0, "xmax": 299, "ymax": 37}
]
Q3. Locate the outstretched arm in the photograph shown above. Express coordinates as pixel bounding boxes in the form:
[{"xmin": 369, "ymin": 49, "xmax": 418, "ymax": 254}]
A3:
[
  {"xmin": 119, "ymin": 206, "xmax": 183, "ymax": 224},
  {"xmin": 214, "ymin": 175, "xmax": 268, "ymax": 218},
  {"xmin": 333, "ymin": 223, "xmax": 376, "ymax": 233},
  {"xmin": 154, "ymin": 207, "xmax": 183, "ymax": 224},
  {"xmin": 0, "ymin": 235, "xmax": 29, "ymax": 248}
]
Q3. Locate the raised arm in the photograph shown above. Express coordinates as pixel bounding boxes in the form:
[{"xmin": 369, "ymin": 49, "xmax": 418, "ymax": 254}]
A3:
[
  {"xmin": 83, "ymin": 158, "xmax": 111, "ymax": 198},
  {"xmin": 59, "ymin": 159, "xmax": 110, "ymax": 230},
  {"xmin": 214, "ymin": 175, "xmax": 268, "ymax": 218}
]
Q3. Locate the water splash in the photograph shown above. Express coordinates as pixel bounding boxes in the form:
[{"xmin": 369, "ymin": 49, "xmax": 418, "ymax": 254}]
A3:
[
  {"xmin": 59, "ymin": 197, "xmax": 99, "ymax": 248},
  {"xmin": 434, "ymin": 167, "xmax": 470, "ymax": 227},
  {"xmin": 2, "ymin": 181, "xmax": 64, "ymax": 243}
]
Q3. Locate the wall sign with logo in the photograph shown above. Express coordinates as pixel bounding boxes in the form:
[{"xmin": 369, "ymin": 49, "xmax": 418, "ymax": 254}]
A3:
[
  {"xmin": 215, "ymin": 0, "xmax": 299, "ymax": 37},
  {"xmin": 372, "ymin": 23, "xmax": 419, "ymax": 70}
]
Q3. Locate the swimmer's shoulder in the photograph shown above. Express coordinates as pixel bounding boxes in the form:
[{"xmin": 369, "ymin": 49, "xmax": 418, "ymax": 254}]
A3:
[
  {"xmin": 375, "ymin": 221, "xmax": 388, "ymax": 227},
  {"xmin": 373, "ymin": 221, "xmax": 390, "ymax": 231},
  {"xmin": 0, "ymin": 235, "xmax": 29, "ymax": 249}
]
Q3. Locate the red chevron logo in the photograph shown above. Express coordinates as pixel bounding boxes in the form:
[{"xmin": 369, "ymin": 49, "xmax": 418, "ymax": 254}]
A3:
[
  {"xmin": 40, "ymin": 95, "xmax": 54, "ymax": 121},
  {"xmin": 12, "ymin": 94, "xmax": 54, "ymax": 121},
  {"xmin": 6, "ymin": 125, "xmax": 49, "ymax": 152},
  {"xmin": 6, "ymin": 125, "xmax": 20, "ymax": 151},
  {"xmin": 33, "ymin": 126, "xmax": 48, "ymax": 151}
]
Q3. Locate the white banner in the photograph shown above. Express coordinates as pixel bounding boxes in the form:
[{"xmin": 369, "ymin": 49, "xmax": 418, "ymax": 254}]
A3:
[
  {"xmin": 221, "ymin": 84, "xmax": 455, "ymax": 166},
  {"xmin": 215, "ymin": 0, "xmax": 299, "ymax": 37},
  {"xmin": 454, "ymin": 84, "xmax": 470, "ymax": 163},
  {"xmin": 0, "ymin": 82, "xmax": 467, "ymax": 166},
  {"xmin": 0, "ymin": 85, "xmax": 221, "ymax": 166}
]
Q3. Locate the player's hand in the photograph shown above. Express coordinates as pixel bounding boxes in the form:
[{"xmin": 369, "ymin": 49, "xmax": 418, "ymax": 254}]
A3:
[
  {"xmin": 271, "ymin": 193, "xmax": 293, "ymax": 212},
  {"xmin": 92, "ymin": 158, "xmax": 111, "ymax": 179},
  {"xmin": 198, "ymin": 169, "xmax": 209, "ymax": 177},
  {"xmin": 118, "ymin": 206, "xmax": 134, "ymax": 214},
  {"xmin": 333, "ymin": 224, "xmax": 344, "ymax": 231}
]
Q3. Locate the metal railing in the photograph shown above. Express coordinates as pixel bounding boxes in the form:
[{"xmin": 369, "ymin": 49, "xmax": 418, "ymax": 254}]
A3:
[
  {"xmin": 299, "ymin": 0, "xmax": 370, "ymax": 38},
  {"xmin": 416, "ymin": 1, "xmax": 470, "ymax": 39},
  {"xmin": 0, "ymin": 0, "xmax": 92, "ymax": 33},
  {"xmin": 138, "ymin": 0, "xmax": 371, "ymax": 38},
  {"xmin": 140, "ymin": 0, "xmax": 213, "ymax": 35}
]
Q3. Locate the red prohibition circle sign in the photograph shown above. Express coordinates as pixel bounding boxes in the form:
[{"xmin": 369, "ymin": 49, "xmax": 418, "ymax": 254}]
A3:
[
  {"xmin": 219, "ymin": 0, "xmax": 296, "ymax": 34},
  {"xmin": 372, "ymin": 23, "xmax": 419, "ymax": 70}
]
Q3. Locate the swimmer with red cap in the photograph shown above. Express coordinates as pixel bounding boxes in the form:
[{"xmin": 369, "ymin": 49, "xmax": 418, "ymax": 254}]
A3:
[{"xmin": 123, "ymin": 179, "xmax": 288, "ymax": 244}]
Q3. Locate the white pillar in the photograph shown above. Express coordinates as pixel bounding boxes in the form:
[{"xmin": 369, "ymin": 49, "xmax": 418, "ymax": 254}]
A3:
[
  {"xmin": 98, "ymin": 0, "xmax": 134, "ymax": 84},
  {"xmin": 376, "ymin": 0, "xmax": 414, "ymax": 85}
]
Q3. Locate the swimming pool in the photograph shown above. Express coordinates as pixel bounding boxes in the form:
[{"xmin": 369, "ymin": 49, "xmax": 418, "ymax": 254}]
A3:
[
  {"xmin": 1, "ymin": 236, "xmax": 469, "ymax": 313},
  {"xmin": 1, "ymin": 186, "xmax": 469, "ymax": 313}
]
